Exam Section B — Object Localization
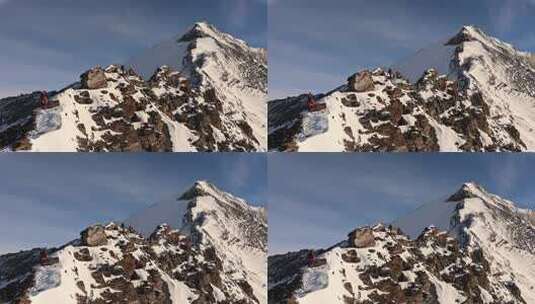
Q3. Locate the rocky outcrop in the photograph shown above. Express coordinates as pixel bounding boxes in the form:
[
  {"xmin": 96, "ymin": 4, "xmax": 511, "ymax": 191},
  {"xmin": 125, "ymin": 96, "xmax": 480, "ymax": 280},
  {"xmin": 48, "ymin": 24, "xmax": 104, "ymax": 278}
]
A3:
[
  {"xmin": 268, "ymin": 250, "xmax": 323, "ymax": 304},
  {"xmin": 0, "ymin": 92, "xmax": 51, "ymax": 151},
  {"xmin": 347, "ymin": 227, "xmax": 375, "ymax": 248},
  {"xmin": 2, "ymin": 221, "xmax": 263, "ymax": 304},
  {"xmin": 80, "ymin": 225, "xmax": 108, "ymax": 246},
  {"xmin": 269, "ymin": 224, "xmax": 527, "ymax": 304},
  {"xmin": 347, "ymin": 70, "xmax": 375, "ymax": 92},
  {"xmin": 80, "ymin": 67, "xmax": 108, "ymax": 90},
  {"xmin": 447, "ymin": 183, "xmax": 479, "ymax": 201}
]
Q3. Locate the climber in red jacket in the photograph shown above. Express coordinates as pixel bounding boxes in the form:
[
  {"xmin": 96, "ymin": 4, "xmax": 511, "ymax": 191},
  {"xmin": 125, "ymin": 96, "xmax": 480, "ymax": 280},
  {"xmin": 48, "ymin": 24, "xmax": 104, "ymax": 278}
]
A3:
[
  {"xmin": 306, "ymin": 93, "xmax": 316, "ymax": 111},
  {"xmin": 307, "ymin": 250, "xmax": 315, "ymax": 267},
  {"xmin": 39, "ymin": 250, "xmax": 49, "ymax": 266},
  {"xmin": 40, "ymin": 91, "xmax": 49, "ymax": 108}
]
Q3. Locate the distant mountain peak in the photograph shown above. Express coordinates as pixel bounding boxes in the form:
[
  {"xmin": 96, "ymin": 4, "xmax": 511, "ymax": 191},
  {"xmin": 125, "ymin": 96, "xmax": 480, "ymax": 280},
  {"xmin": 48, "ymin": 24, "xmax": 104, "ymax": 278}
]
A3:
[
  {"xmin": 447, "ymin": 181, "xmax": 485, "ymax": 201},
  {"xmin": 446, "ymin": 24, "xmax": 489, "ymax": 45},
  {"xmin": 178, "ymin": 180, "xmax": 220, "ymax": 200},
  {"xmin": 178, "ymin": 21, "xmax": 221, "ymax": 43}
]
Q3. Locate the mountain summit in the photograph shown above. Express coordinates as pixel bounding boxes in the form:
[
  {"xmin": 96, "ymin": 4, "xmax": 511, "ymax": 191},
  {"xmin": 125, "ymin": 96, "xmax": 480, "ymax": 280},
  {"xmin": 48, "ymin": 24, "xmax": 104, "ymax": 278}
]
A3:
[
  {"xmin": 0, "ymin": 181, "xmax": 267, "ymax": 304},
  {"xmin": 269, "ymin": 182, "xmax": 535, "ymax": 304},
  {"xmin": 0, "ymin": 22, "xmax": 267, "ymax": 152},
  {"xmin": 269, "ymin": 25, "xmax": 535, "ymax": 152}
]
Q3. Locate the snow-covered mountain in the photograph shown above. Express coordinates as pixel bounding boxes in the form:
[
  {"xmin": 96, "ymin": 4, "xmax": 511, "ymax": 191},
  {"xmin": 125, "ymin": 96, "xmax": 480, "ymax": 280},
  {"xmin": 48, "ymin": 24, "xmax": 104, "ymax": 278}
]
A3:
[
  {"xmin": 269, "ymin": 25, "xmax": 535, "ymax": 152},
  {"xmin": 0, "ymin": 181, "xmax": 267, "ymax": 304},
  {"xmin": 268, "ymin": 182, "xmax": 535, "ymax": 304},
  {"xmin": 0, "ymin": 22, "xmax": 267, "ymax": 152}
]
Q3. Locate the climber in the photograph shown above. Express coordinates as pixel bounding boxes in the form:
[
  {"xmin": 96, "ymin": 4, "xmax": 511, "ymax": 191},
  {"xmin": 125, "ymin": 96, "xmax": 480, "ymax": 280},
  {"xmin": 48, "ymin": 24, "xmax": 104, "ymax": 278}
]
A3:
[
  {"xmin": 40, "ymin": 91, "xmax": 49, "ymax": 109},
  {"xmin": 39, "ymin": 250, "xmax": 49, "ymax": 266},
  {"xmin": 306, "ymin": 92, "xmax": 326, "ymax": 112},
  {"xmin": 307, "ymin": 250, "xmax": 315, "ymax": 267},
  {"xmin": 306, "ymin": 93, "xmax": 317, "ymax": 112}
]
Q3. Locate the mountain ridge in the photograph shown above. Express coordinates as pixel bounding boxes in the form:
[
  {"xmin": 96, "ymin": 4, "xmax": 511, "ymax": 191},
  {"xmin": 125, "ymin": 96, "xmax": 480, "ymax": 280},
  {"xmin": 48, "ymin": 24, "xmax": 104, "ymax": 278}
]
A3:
[
  {"xmin": 269, "ymin": 25, "xmax": 535, "ymax": 152},
  {"xmin": 268, "ymin": 182, "xmax": 535, "ymax": 304},
  {"xmin": 0, "ymin": 181, "xmax": 267, "ymax": 304},
  {"xmin": 0, "ymin": 22, "xmax": 267, "ymax": 152}
]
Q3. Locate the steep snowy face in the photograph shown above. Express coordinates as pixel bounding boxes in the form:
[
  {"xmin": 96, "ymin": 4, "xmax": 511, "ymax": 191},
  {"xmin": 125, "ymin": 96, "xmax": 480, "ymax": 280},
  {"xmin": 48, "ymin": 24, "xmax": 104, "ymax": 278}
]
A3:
[
  {"xmin": 1, "ymin": 22, "xmax": 266, "ymax": 152},
  {"xmin": 269, "ymin": 25, "xmax": 535, "ymax": 152},
  {"xmin": 269, "ymin": 183, "xmax": 535, "ymax": 304},
  {"xmin": 446, "ymin": 26, "xmax": 535, "ymax": 150},
  {"xmin": 395, "ymin": 182, "xmax": 535, "ymax": 303},
  {"xmin": 0, "ymin": 181, "xmax": 267, "ymax": 304},
  {"xmin": 127, "ymin": 22, "xmax": 268, "ymax": 150}
]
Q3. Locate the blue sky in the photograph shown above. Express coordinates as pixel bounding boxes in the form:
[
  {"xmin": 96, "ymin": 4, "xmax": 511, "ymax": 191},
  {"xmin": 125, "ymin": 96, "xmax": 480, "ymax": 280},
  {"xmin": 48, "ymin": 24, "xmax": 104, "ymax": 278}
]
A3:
[
  {"xmin": 268, "ymin": 153, "xmax": 535, "ymax": 254},
  {"xmin": 269, "ymin": 0, "xmax": 535, "ymax": 99},
  {"xmin": 0, "ymin": 0, "xmax": 266, "ymax": 98},
  {"xmin": 0, "ymin": 153, "xmax": 266, "ymax": 254}
]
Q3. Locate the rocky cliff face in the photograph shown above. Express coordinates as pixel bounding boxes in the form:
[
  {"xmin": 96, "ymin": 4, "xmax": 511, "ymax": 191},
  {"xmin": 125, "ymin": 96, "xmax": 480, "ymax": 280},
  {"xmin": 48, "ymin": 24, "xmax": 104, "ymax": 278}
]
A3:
[
  {"xmin": 269, "ymin": 26, "xmax": 535, "ymax": 152},
  {"xmin": 0, "ymin": 181, "xmax": 267, "ymax": 304},
  {"xmin": 269, "ymin": 183, "xmax": 535, "ymax": 304},
  {"xmin": 0, "ymin": 22, "xmax": 267, "ymax": 152}
]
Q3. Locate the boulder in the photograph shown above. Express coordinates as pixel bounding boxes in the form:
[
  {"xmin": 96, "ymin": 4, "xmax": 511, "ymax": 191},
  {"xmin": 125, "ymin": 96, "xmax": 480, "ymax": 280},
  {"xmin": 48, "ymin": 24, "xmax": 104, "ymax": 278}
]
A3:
[
  {"xmin": 81, "ymin": 67, "xmax": 108, "ymax": 90},
  {"xmin": 81, "ymin": 225, "xmax": 108, "ymax": 246},
  {"xmin": 347, "ymin": 70, "xmax": 375, "ymax": 92},
  {"xmin": 348, "ymin": 227, "xmax": 376, "ymax": 248}
]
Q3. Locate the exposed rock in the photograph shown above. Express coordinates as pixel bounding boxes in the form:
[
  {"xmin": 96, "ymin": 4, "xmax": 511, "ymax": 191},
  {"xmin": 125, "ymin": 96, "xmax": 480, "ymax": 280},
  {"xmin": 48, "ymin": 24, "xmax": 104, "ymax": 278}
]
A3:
[
  {"xmin": 447, "ymin": 183, "xmax": 478, "ymax": 201},
  {"xmin": 347, "ymin": 70, "xmax": 375, "ymax": 92},
  {"xmin": 80, "ymin": 225, "xmax": 108, "ymax": 246},
  {"xmin": 74, "ymin": 248, "xmax": 92, "ymax": 262},
  {"xmin": 348, "ymin": 227, "xmax": 376, "ymax": 248},
  {"xmin": 80, "ymin": 67, "xmax": 108, "ymax": 90},
  {"xmin": 74, "ymin": 91, "xmax": 93, "ymax": 104},
  {"xmin": 270, "ymin": 223, "xmax": 528, "ymax": 304}
]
